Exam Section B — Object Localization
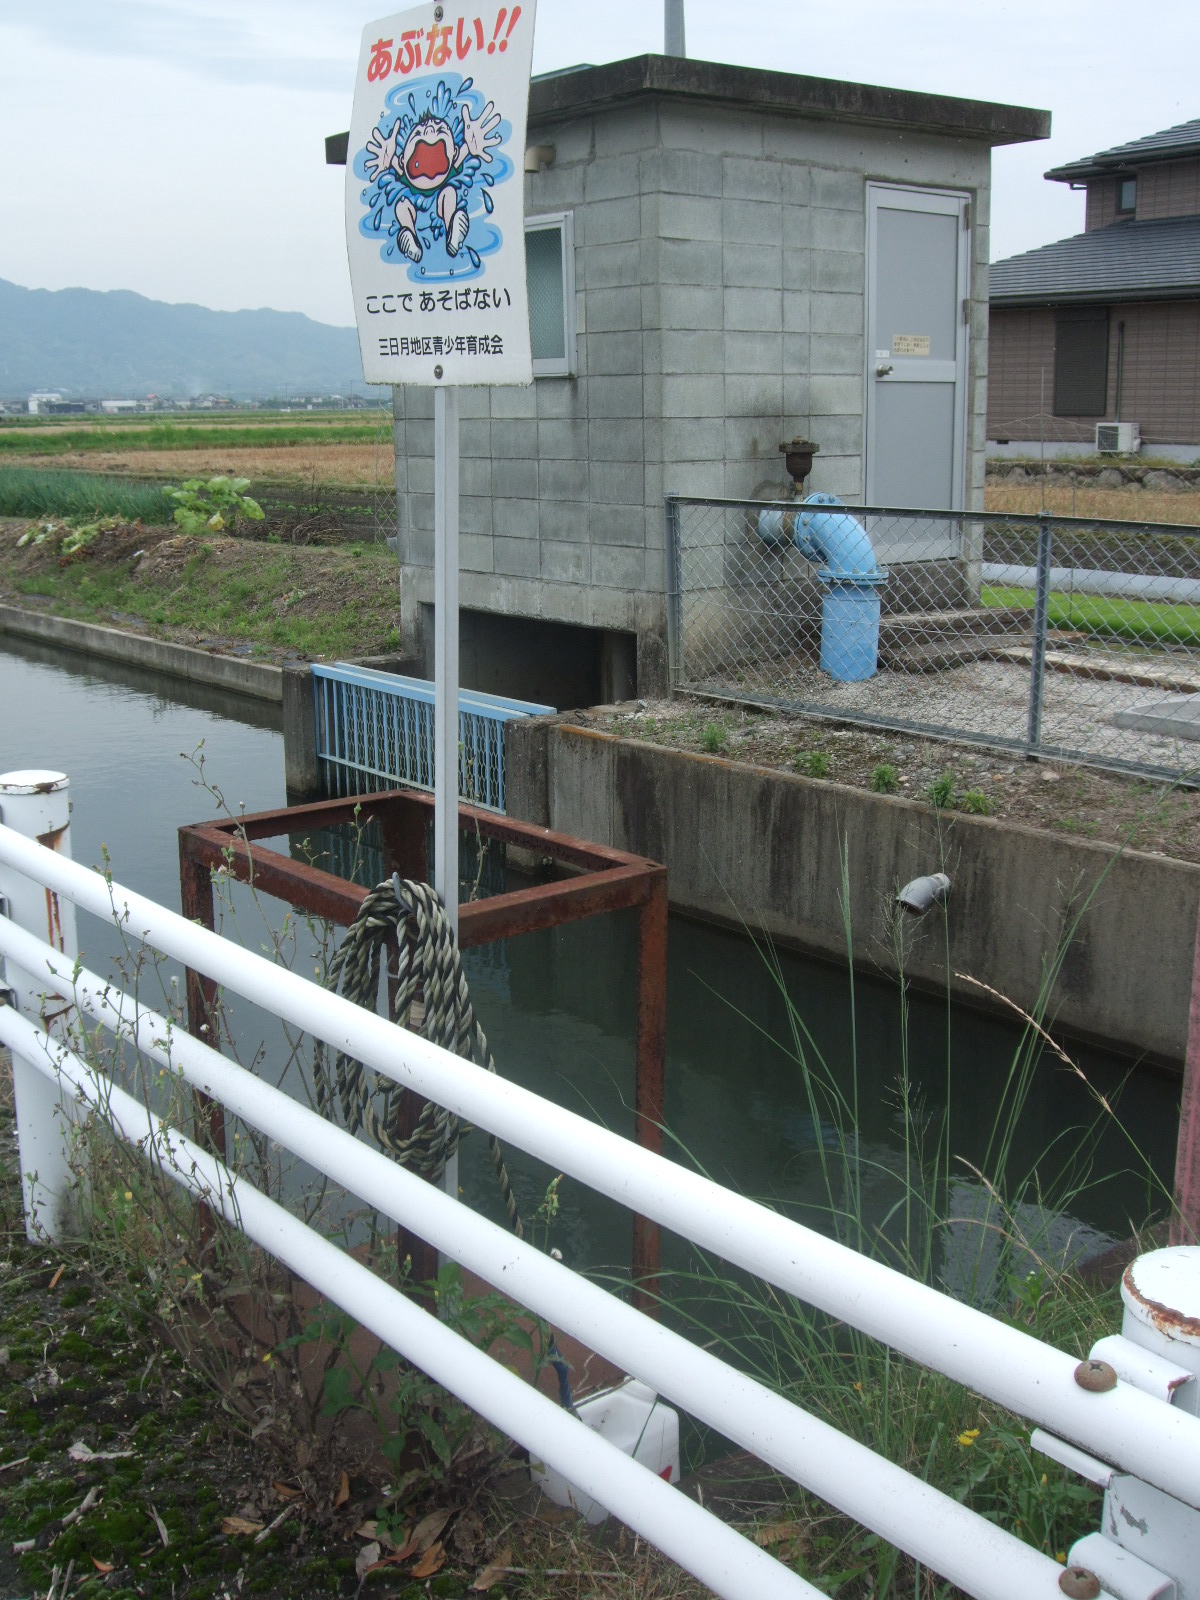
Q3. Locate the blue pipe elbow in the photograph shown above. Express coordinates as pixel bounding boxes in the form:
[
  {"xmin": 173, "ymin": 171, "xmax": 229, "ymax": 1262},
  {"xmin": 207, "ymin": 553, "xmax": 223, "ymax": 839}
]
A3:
[{"xmin": 795, "ymin": 493, "xmax": 880, "ymax": 579}]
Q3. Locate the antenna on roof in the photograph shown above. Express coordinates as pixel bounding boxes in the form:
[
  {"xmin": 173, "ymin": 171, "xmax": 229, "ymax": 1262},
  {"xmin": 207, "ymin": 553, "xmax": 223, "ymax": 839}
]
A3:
[{"xmin": 665, "ymin": 0, "xmax": 686, "ymax": 57}]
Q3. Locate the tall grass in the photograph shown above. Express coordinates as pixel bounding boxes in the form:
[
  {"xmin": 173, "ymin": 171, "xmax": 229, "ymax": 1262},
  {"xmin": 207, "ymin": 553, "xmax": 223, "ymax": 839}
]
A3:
[
  {"xmin": 0, "ymin": 465, "xmax": 175, "ymax": 523},
  {"xmin": 657, "ymin": 842, "xmax": 1170, "ymax": 1594}
]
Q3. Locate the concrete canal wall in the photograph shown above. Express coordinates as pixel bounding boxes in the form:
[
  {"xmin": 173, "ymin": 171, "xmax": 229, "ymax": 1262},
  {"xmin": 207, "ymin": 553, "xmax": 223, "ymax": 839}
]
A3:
[
  {"xmin": 506, "ymin": 718, "xmax": 1198, "ymax": 1066},
  {"xmin": 0, "ymin": 605, "xmax": 283, "ymax": 704}
]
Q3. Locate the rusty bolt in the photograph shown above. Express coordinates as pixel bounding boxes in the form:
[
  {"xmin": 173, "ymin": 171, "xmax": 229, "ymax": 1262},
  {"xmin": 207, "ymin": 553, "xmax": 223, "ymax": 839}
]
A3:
[
  {"xmin": 1058, "ymin": 1566, "xmax": 1101, "ymax": 1600},
  {"xmin": 1074, "ymin": 1359, "xmax": 1117, "ymax": 1393}
]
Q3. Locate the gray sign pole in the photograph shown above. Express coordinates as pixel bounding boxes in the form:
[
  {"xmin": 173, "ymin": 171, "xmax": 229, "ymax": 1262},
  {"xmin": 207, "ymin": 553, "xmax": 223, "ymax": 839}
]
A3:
[
  {"xmin": 433, "ymin": 384, "xmax": 460, "ymax": 940},
  {"xmin": 433, "ymin": 383, "xmax": 460, "ymax": 1205}
]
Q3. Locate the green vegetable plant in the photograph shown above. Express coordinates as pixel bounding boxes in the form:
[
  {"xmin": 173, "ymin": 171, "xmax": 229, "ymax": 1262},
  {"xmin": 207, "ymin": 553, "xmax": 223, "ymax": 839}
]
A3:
[
  {"xmin": 16, "ymin": 513, "xmax": 123, "ymax": 557},
  {"xmin": 167, "ymin": 475, "xmax": 264, "ymax": 535}
]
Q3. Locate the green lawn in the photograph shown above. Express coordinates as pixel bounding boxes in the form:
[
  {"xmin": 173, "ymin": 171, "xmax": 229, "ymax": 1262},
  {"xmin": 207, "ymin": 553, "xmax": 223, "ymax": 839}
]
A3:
[{"xmin": 983, "ymin": 584, "xmax": 1200, "ymax": 648}]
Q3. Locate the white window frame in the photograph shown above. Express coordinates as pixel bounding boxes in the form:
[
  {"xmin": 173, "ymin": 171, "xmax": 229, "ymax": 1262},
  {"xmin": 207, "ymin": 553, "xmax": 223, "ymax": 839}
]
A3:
[{"xmin": 525, "ymin": 210, "xmax": 576, "ymax": 378}]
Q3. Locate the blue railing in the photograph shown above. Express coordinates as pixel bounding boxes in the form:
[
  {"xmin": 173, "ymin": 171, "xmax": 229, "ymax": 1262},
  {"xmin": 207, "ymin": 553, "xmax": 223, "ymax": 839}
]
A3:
[{"xmin": 310, "ymin": 662, "xmax": 553, "ymax": 813}]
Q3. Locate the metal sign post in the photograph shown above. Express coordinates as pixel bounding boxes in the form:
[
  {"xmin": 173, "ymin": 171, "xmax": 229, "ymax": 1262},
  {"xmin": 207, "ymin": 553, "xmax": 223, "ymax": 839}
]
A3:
[
  {"xmin": 344, "ymin": 3, "xmax": 538, "ymax": 1198},
  {"xmin": 433, "ymin": 384, "xmax": 460, "ymax": 932}
]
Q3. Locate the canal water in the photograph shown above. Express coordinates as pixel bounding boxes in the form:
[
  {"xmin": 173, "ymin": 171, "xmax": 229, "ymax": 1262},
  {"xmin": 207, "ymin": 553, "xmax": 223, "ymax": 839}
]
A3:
[{"xmin": 0, "ymin": 636, "xmax": 1182, "ymax": 1300}]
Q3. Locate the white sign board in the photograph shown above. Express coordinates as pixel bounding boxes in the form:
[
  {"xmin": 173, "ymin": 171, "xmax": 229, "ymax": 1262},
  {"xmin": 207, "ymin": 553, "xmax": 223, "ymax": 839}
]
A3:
[{"xmin": 345, "ymin": 2, "xmax": 537, "ymax": 388}]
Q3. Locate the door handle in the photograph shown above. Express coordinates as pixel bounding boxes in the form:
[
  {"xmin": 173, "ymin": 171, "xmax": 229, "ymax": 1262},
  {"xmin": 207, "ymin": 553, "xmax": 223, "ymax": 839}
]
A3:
[{"xmin": 875, "ymin": 363, "xmax": 894, "ymax": 377}]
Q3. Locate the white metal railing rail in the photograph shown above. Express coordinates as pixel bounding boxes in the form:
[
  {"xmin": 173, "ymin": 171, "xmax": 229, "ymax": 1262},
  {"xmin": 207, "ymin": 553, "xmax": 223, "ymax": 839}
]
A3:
[
  {"xmin": 0, "ymin": 916, "xmax": 1086, "ymax": 1600},
  {"xmin": 1, "ymin": 796, "xmax": 1197, "ymax": 1599}
]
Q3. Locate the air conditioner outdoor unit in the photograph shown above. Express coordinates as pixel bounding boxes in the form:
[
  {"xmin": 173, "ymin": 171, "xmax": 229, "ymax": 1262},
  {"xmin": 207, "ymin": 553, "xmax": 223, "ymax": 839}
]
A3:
[{"xmin": 1095, "ymin": 421, "xmax": 1140, "ymax": 453}]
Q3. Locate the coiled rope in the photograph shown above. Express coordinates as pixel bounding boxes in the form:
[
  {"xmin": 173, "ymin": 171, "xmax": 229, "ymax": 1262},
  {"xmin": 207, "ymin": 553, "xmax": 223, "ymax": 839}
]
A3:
[
  {"xmin": 314, "ymin": 876, "xmax": 521, "ymax": 1232},
  {"xmin": 314, "ymin": 875, "xmax": 575, "ymax": 1408}
]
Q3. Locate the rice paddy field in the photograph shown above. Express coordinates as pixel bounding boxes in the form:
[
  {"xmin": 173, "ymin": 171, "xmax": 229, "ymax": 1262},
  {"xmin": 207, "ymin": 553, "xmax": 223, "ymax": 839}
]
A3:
[
  {"xmin": 0, "ymin": 409, "xmax": 394, "ymax": 488},
  {"xmin": 985, "ymin": 478, "xmax": 1200, "ymax": 527}
]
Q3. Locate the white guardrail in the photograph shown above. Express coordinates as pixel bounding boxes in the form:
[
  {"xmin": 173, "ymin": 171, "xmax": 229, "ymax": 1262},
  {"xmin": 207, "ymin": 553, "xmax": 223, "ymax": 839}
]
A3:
[{"xmin": 1, "ymin": 772, "xmax": 1198, "ymax": 1600}]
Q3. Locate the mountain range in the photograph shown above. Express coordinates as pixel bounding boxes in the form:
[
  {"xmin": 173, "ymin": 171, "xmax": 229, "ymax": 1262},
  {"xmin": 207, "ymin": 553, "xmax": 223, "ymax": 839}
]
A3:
[{"xmin": 0, "ymin": 279, "xmax": 370, "ymax": 401}]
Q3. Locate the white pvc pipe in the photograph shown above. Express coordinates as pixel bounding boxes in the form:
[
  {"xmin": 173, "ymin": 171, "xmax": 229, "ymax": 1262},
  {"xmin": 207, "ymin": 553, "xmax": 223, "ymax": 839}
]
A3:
[
  {"xmin": 0, "ymin": 918, "xmax": 1070, "ymax": 1600},
  {"xmin": 981, "ymin": 562, "xmax": 1200, "ymax": 605},
  {"xmin": 0, "ymin": 1006, "xmax": 821, "ymax": 1600},
  {"xmin": 2, "ymin": 823, "xmax": 1198, "ymax": 1514}
]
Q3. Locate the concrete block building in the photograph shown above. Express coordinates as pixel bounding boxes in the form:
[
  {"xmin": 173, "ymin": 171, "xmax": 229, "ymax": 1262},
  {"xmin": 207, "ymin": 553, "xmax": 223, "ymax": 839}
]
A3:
[{"xmin": 378, "ymin": 56, "xmax": 1047, "ymax": 703}]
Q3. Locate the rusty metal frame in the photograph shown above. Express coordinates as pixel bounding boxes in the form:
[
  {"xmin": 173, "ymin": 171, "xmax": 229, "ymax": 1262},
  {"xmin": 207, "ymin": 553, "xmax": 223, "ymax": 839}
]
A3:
[{"xmin": 179, "ymin": 788, "xmax": 667, "ymax": 1303}]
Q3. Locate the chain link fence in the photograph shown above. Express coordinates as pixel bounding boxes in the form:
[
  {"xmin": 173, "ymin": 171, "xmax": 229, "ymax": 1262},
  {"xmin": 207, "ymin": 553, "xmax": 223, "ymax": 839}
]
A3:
[{"xmin": 665, "ymin": 494, "xmax": 1200, "ymax": 781}]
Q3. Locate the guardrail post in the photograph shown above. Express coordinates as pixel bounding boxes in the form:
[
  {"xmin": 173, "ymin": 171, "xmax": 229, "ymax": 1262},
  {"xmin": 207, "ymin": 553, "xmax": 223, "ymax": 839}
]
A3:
[
  {"xmin": 1057, "ymin": 1246, "xmax": 1200, "ymax": 1598},
  {"xmin": 1025, "ymin": 513, "xmax": 1053, "ymax": 755},
  {"xmin": 0, "ymin": 770, "xmax": 79, "ymax": 1241},
  {"xmin": 664, "ymin": 496, "xmax": 683, "ymax": 689}
]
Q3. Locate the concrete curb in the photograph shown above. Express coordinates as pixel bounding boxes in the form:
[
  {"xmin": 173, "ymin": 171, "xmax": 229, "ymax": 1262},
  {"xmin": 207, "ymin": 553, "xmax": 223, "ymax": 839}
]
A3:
[
  {"xmin": 506, "ymin": 717, "xmax": 1198, "ymax": 1064},
  {"xmin": 0, "ymin": 604, "xmax": 283, "ymax": 703}
]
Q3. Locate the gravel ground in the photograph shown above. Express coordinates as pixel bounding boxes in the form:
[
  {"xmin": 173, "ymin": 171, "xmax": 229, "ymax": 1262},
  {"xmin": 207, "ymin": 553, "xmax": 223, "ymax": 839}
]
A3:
[
  {"xmin": 574, "ymin": 695, "xmax": 1200, "ymax": 865},
  {"xmin": 691, "ymin": 652, "xmax": 1200, "ymax": 777}
]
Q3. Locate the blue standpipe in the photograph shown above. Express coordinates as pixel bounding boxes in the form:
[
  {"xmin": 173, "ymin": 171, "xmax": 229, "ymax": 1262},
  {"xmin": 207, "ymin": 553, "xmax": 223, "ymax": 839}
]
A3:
[{"xmin": 756, "ymin": 493, "xmax": 887, "ymax": 682}]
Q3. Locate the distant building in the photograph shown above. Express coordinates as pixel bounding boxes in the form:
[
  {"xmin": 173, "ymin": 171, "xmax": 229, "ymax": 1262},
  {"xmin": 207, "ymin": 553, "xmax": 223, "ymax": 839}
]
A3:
[
  {"xmin": 988, "ymin": 117, "xmax": 1200, "ymax": 457},
  {"xmin": 100, "ymin": 398, "xmax": 141, "ymax": 413},
  {"xmin": 27, "ymin": 391, "xmax": 62, "ymax": 414}
]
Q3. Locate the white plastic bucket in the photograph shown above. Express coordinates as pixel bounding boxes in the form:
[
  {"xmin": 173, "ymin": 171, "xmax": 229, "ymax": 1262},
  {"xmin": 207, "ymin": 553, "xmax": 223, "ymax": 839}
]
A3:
[{"xmin": 529, "ymin": 1377, "xmax": 681, "ymax": 1523}]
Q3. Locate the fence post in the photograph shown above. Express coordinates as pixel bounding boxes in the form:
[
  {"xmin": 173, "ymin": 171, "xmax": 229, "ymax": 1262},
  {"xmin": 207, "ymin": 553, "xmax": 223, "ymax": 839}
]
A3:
[
  {"xmin": 663, "ymin": 496, "xmax": 683, "ymax": 688},
  {"xmin": 632, "ymin": 867, "xmax": 668, "ymax": 1313},
  {"xmin": 0, "ymin": 771, "xmax": 79, "ymax": 1241},
  {"xmin": 1025, "ymin": 513, "xmax": 1052, "ymax": 754}
]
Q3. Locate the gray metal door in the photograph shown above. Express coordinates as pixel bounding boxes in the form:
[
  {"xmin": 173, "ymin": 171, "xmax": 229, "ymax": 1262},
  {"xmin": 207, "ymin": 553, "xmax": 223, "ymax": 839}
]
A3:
[{"xmin": 865, "ymin": 184, "xmax": 970, "ymax": 509}]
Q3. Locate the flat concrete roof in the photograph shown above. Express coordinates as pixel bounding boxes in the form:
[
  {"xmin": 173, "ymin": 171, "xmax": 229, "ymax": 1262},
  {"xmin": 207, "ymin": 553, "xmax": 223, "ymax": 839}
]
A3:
[
  {"xmin": 528, "ymin": 54, "xmax": 1050, "ymax": 147},
  {"xmin": 326, "ymin": 53, "xmax": 1049, "ymax": 165}
]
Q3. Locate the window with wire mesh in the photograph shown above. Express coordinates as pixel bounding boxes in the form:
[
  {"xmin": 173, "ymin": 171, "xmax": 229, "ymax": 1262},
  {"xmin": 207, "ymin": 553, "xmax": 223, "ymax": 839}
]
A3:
[{"xmin": 526, "ymin": 213, "xmax": 575, "ymax": 377}]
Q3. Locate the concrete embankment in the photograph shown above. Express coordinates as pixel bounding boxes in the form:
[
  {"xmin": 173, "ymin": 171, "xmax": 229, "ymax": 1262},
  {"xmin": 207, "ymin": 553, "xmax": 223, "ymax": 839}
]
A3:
[
  {"xmin": 506, "ymin": 718, "xmax": 1198, "ymax": 1066},
  {"xmin": 0, "ymin": 605, "xmax": 283, "ymax": 703}
]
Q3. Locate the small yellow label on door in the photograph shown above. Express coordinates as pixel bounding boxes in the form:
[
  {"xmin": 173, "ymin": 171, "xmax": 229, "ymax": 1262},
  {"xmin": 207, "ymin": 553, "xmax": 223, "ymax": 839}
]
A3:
[{"xmin": 892, "ymin": 334, "xmax": 932, "ymax": 356}]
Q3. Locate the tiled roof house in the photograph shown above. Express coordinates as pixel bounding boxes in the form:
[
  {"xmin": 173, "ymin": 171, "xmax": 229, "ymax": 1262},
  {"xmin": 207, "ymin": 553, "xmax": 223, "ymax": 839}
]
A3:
[{"xmin": 987, "ymin": 118, "xmax": 1200, "ymax": 454}]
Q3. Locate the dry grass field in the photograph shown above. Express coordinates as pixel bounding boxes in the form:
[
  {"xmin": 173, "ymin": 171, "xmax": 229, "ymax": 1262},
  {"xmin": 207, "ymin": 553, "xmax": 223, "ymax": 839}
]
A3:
[
  {"xmin": 984, "ymin": 481, "xmax": 1200, "ymax": 525},
  {"xmin": 15, "ymin": 442, "xmax": 391, "ymax": 486}
]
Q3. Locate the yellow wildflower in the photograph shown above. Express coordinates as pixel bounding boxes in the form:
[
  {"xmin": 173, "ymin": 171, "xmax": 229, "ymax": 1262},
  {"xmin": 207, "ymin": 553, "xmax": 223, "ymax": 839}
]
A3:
[{"xmin": 956, "ymin": 1428, "xmax": 981, "ymax": 1447}]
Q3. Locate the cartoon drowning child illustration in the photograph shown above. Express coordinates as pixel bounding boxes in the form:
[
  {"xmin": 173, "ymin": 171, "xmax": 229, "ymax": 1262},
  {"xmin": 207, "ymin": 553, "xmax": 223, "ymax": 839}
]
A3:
[{"xmin": 363, "ymin": 81, "xmax": 502, "ymax": 265}]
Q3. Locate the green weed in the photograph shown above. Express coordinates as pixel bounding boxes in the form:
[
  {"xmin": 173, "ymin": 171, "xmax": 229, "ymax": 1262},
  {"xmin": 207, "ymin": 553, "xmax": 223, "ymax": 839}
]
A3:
[
  {"xmin": 959, "ymin": 788, "xmax": 995, "ymax": 816},
  {"xmin": 870, "ymin": 762, "xmax": 899, "ymax": 793},
  {"xmin": 927, "ymin": 769, "xmax": 957, "ymax": 808},
  {"xmin": 794, "ymin": 749, "xmax": 830, "ymax": 778},
  {"xmin": 700, "ymin": 722, "xmax": 728, "ymax": 754}
]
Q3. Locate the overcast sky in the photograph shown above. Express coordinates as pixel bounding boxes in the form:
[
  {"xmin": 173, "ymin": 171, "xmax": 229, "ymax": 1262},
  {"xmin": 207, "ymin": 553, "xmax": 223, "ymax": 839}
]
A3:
[{"xmin": 2, "ymin": 1, "xmax": 1195, "ymax": 330}]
